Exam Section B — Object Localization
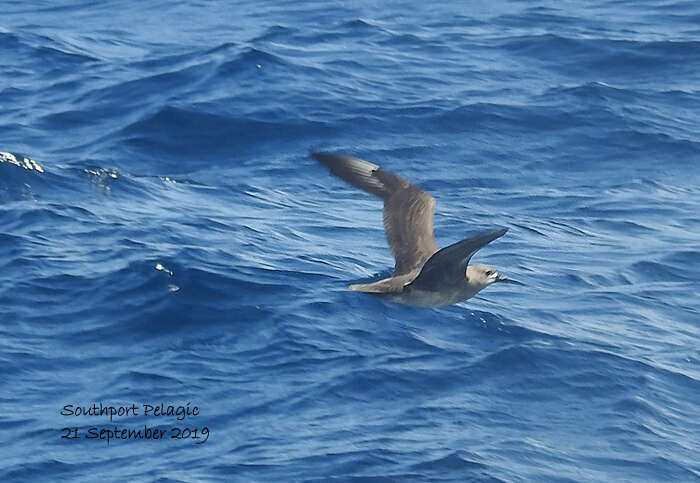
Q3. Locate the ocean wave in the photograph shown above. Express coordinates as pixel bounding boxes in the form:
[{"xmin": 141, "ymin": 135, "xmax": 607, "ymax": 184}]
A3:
[
  {"xmin": 117, "ymin": 105, "xmax": 332, "ymax": 165},
  {"xmin": 0, "ymin": 30, "xmax": 99, "ymax": 65}
]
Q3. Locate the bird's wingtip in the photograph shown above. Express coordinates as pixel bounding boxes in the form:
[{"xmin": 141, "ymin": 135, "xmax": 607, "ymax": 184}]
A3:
[
  {"xmin": 311, "ymin": 151, "xmax": 342, "ymax": 169},
  {"xmin": 311, "ymin": 151, "xmax": 338, "ymax": 163}
]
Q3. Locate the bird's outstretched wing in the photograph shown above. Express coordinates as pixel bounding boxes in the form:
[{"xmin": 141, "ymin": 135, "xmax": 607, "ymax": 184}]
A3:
[
  {"xmin": 408, "ymin": 228, "xmax": 508, "ymax": 290},
  {"xmin": 313, "ymin": 152, "xmax": 438, "ymax": 276}
]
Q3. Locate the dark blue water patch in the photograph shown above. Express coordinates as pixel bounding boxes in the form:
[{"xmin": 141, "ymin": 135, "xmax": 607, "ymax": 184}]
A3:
[
  {"xmin": 212, "ymin": 46, "xmax": 332, "ymax": 96},
  {"xmin": 0, "ymin": 30, "xmax": 99, "ymax": 74},
  {"xmin": 661, "ymin": 249, "xmax": 700, "ymax": 269},
  {"xmin": 412, "ymin": 452, "xmax": 508, "ymax": 482},
  {"xmin": 252, "ymin": 22, "xmax": 391, "ymax": 51},
  {"xmin": 583, "ymin": 453, "xmax": 699, "ymax": 482},
  {"xmin": 500, "ymin": 33, "xmax": 601, "ymax": 61},
  {"xmin": 500, "ymin": 33, "xmax": 700, "ymax": 83},
  {"xmin": 129, "ymin": 45, "xmax": 223, "ymax": 72},
  {"xmin": 369, "ymin": 102, "xmax": 574, "ymax": 136},
  {"xmin": 256, "ymin": 18, "xmax": 393, "ymax": 46},
  {"xmin": 628, "ymin": 260, "xmax": 695, "ymax": 283},
  {"xmin": 0, "ymin": 86, "xmax": 31, "ymax": 110},
  {"xmin": 3, "ymin": 460, "xmax": 77, "ymax": 482},
  {"xmin": 117, "ymin": 105, "xmax": 334, "ymax": 168},
  {"xmin": 544, "ymin": 82, "xmax": 700, "ymax": 141},
  {"xmin": 216, "ymin": 47, "xmax": 289, "ymax": 77},
  {"xmin": 0, "ymin": 30, "xmax": 22, "ymax": 49},
  {"xmin": 36, "ymin": 262, "xmax": 289, "ymax": 341},
  {"xmin": 497, "ymin": 9, "xmax": 584, "ymax": 31},
  {"xmin": 84, "ymin": 64, "xmax": 213, "ymax": 112},
  {"xmin": 599, "ymin": 128, "xmax": 700, "ymax": 160},
  {"xmin": 250, "ymin": 24, "xmax": 297, "ymax": 43},
  {"xmin": 542, "ymin": 81, "xmax": 639, "ymax": 105},
  {"xmin": 0, "ymin": 204, "xmax": 90, "ymax": 235}
]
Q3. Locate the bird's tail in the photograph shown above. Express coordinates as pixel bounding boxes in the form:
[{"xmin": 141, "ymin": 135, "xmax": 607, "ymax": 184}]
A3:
[
  {"xmin": 348, "ymin": 282, "xmax": 384, "ymax": 293},
  {"xmin": 348, "ymin": 275, "xmax": 407, "ymax": 294}
]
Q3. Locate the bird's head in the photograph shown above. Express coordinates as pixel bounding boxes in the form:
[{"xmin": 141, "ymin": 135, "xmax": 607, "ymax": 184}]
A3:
[{"xmin": 466, "ymin": 264, "xmax": 508, "ymax": 290}]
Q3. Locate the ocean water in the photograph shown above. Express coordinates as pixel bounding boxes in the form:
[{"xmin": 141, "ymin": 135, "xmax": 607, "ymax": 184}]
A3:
[{"xmin": 1, "ymin": 0, "xmax": 699, "ymax": 481}]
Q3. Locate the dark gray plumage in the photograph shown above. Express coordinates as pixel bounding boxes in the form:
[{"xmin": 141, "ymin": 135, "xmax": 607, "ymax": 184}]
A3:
[{"xmin": 313, "ymin": 152, "xmax": 509, "ymax": 307}]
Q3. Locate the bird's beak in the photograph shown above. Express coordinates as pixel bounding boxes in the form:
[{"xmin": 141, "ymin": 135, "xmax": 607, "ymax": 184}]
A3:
[{"xmin": 497, "ymin": 274, "xmax": 524, "ymax": 285}]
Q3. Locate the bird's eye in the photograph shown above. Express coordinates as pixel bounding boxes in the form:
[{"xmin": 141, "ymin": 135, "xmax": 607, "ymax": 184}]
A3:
[{"xmin": 485, "ymin": 270, "xmax": 492, "ymax": 276}]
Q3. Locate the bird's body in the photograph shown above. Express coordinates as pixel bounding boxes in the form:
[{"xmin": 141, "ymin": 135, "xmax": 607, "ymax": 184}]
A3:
[{"xmin": 313, "ymin": 152, "xmax": 509, "ymax": 307}]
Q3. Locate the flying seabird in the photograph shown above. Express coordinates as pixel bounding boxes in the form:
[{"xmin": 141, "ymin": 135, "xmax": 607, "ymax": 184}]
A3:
[{"xmin": 313, "ymin": 152, "xmax": 511, "ymax": 307}]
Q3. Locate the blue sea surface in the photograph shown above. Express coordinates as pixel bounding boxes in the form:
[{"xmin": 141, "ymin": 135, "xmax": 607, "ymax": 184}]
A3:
[{"xmin": 1, "ymin": 1, "xmax": 699, "ymax": 481}]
